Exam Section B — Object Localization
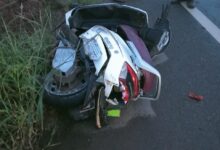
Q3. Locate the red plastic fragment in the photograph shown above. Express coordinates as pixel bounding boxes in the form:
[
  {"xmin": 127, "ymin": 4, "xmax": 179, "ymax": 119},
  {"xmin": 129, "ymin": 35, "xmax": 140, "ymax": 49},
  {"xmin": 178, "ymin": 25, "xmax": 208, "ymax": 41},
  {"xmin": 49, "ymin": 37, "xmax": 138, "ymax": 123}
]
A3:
[{"xmin": 188, "ymin": 92, "xmax": 204, "ymax": 101}]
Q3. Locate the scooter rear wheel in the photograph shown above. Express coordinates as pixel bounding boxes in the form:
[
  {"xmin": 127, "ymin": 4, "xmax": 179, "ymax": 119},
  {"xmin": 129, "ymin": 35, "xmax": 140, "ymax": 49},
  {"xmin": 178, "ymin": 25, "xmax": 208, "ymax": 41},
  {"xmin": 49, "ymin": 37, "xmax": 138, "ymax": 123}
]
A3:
[{"xmin": 43, "ymin": 70, "xmax": 88, "ymax": 108}]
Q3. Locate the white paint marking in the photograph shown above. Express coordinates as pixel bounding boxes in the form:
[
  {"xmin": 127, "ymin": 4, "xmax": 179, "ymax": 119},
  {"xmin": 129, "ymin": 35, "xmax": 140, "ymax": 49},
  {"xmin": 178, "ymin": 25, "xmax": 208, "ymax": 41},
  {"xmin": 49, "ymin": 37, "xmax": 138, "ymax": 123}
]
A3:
[{"xmin": 181, "ymin": 2, "xmax": 220, "ymax": 44}]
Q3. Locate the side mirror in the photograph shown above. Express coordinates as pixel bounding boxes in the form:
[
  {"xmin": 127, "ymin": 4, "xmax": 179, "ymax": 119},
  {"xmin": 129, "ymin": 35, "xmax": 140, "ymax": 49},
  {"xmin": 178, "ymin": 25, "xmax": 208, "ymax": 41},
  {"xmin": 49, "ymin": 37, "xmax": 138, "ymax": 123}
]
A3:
[
  {"xmin": 153, "ymin": 3, "xmax": 170, "ymax": 53},
  {"xmin": 157, "ymin": 30, "xmax": 170, "ymax": 51},
  {"xmin": 143, "ymin": 27, "xmax": 170, "ymax": 56},
  {"xmin": 142, "ymin": 4, "xmax": 170, "ymax": 56}
]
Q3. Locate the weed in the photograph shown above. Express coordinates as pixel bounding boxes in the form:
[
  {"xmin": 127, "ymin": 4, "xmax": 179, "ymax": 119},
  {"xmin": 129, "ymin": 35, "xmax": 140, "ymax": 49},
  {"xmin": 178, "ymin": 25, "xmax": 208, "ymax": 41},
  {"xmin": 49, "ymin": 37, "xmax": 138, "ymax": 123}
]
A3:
[
  {"xmin": 0, "ymin": 8, "xmax": 53, "ymax": 150},
  {"xmin": 0, "ymin": 0, "xmax": 103, "ymax": 149}
]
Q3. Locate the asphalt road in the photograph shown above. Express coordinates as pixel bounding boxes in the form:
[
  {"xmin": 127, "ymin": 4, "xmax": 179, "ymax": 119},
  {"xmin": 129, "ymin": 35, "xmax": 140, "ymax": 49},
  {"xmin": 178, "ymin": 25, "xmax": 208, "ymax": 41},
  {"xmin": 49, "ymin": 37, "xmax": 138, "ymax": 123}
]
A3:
[
  {"xmin": 46, "ymin": 0, "xmax": 220, "ymax": 149},
  {"xmin": 197, "ymin": 0, "xmax": 220, "ymax": 27}
]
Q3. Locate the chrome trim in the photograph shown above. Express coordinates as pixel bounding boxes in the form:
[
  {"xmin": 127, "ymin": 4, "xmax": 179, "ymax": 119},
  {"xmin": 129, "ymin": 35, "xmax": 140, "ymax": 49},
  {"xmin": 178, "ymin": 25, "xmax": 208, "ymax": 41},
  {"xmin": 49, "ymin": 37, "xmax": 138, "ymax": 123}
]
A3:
[{"xmin": 127, "ymin": 41, "xmax": 161, "ymax": 101}]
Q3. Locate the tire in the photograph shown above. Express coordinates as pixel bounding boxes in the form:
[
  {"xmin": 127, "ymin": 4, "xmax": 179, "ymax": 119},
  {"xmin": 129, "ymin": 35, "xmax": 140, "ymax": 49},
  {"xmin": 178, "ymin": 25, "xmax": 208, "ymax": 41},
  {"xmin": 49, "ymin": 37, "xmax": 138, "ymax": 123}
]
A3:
[
  {"xmin": 43, "ymin": 87, "xmax": 87, "ymax": 108},
  {"xmin": 43, "ymin": 71, "xmax": 89, "ymax": 108},
  {"xmin": 96, "ymin": 87, "xmax": 109, "ymax": 128}
]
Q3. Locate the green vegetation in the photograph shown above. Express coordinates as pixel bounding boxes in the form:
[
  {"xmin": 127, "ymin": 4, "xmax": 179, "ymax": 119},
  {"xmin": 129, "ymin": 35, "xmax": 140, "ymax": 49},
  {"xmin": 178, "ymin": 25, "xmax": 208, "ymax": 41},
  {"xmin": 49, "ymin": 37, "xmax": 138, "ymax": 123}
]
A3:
[
  {"xmin": 0, "ymin": 9, "xmax": 53, "ymax": 149},
  {"xmin": 0, "ymin": 0, "xmax": 102, "ymax": 149}
]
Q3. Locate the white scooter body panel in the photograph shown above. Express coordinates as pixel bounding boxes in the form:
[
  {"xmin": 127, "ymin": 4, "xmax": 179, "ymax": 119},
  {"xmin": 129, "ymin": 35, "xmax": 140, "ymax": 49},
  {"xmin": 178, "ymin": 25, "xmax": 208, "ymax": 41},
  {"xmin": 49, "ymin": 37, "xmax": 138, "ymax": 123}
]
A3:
[
  {"xmin": 80, "ymin": 26, "xmax": 137, "ymax": 97},
  {"xmin": 80, "ymin": 25, "xmax": 161, "ymax": 100}
]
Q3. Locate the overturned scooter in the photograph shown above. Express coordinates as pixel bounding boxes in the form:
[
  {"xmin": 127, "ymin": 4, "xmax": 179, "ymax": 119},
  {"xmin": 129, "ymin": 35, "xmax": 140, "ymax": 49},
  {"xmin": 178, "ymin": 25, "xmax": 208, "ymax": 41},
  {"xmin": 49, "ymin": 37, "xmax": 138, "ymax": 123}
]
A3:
[{"xmin": 43, "ymin": 3, "xmax": 170, "ymax": 128}]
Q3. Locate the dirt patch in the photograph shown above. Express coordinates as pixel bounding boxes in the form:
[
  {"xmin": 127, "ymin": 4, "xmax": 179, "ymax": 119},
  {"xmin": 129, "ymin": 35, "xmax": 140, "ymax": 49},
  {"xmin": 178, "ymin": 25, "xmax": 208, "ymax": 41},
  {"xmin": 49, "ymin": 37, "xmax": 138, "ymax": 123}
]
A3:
[{"xmin": 0, "ymin": 0, "xmax": 43, "ymax": 32}]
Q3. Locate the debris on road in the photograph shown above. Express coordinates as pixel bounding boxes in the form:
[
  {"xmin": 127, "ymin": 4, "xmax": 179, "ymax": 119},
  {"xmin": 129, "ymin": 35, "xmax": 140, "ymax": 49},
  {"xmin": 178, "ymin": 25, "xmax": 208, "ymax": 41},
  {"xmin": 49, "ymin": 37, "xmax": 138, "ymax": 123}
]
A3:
[
  {"xmin": 188, "ymin": 92, "xmax": 204, "ymax": 101},
  {"xmin": 107, "ymin": 109, "xmax": 121, "ymax": 117}
]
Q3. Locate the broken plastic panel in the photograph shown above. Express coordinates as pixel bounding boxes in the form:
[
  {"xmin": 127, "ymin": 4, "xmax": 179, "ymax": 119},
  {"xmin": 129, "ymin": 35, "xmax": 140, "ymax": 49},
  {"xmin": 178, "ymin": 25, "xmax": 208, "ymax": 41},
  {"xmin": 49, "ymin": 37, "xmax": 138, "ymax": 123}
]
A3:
[
  {"xmin": 83, "ymin": 37, "xmax": 102, "ymax": 61},
  {"xmin": 52, "ymin": 41, "xmax": 76, "ymax": 74}
]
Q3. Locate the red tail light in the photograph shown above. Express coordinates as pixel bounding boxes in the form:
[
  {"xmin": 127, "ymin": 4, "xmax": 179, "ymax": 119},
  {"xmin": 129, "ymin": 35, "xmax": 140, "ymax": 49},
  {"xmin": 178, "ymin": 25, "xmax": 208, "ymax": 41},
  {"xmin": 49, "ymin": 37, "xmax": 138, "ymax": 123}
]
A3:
[
  {"xmin": 119, "ymin": 78, "xmax": 130, "ymax": 103},
  {"xmin": 126, "ymin": 64, "xmax": 139, "ymax": 97},
  {"xmin": 119, "ymin": 63, "xmax": 139, "ymax": 102}
]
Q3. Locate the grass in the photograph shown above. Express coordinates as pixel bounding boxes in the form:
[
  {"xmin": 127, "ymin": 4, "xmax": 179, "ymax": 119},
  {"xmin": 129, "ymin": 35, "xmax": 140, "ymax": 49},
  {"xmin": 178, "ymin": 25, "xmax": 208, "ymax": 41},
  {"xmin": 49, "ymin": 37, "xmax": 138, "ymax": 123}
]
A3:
[
  {"xmin": 0, "ymin": 9, "xmax": 53, "ymax": 150},
  {"xmin": 0, "ymin": 0, "xmax": 102, "ymax": 149}
]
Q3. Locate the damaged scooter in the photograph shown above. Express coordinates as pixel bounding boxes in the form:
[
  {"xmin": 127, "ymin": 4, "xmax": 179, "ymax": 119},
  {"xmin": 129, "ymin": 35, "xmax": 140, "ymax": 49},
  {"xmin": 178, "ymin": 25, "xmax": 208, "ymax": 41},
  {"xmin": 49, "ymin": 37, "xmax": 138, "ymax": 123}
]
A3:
[{"xmin": 43, "ymin": 3, "xmax": 170, "ymax": 128}]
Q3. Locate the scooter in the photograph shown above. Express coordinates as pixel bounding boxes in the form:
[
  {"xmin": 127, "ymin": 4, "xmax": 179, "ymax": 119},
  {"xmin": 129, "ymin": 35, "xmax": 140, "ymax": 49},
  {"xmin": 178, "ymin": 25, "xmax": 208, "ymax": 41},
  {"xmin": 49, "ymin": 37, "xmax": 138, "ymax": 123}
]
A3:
[{"xmin": 43, "ymin": 3, "xmax": 170, "ymax": 128}]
